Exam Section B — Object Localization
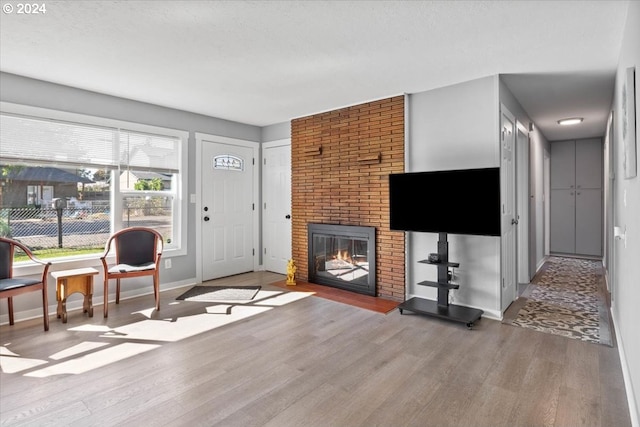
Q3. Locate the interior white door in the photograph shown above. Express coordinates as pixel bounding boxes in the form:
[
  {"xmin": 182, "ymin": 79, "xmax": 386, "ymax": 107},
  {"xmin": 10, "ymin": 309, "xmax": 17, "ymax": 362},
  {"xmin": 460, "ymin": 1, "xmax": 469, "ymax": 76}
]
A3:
[
  {"xmin": 529, "ymin": 132, "xmax": 538, "ymax": 279},
  {"xmin": 500, "ymin": 106, "xmax": 517, "ymax": 310},
  {"xmin": 544, "ymin": 152, "xmax": 551, "ymax": 257},
  {"xmin": 516, "ymin": 123, "xmax": 530, "ymax": 284},
  {"xmin": 201, "ymin": 141, "xmax": 254, "ymax": 281},
  {"xmin": 262, "ymin": 142, "xmax": 292, "ymax": 274}
]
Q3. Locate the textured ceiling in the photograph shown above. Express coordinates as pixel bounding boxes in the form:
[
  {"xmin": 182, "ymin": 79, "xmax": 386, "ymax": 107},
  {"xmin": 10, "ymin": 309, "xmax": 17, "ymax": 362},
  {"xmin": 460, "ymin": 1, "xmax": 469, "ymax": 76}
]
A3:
[{"xmin": 0, "ymin": 0, "xmax": 630, "ymax": 140}]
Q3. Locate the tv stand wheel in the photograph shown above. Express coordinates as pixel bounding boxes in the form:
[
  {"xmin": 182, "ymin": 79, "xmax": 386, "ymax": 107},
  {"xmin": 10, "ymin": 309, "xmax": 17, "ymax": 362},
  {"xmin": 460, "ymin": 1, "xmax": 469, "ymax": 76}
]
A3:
[
  {"xmin": 399, "ymin": 308, "xmax": 404, "ymax": 315},
  {"xmin": 466, "ymin": 322, "xmax": 473, "ymax": 330}
]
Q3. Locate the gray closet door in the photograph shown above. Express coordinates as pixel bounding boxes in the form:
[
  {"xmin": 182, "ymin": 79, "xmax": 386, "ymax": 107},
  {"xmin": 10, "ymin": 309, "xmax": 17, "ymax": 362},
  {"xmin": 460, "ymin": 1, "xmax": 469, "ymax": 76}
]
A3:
[
  {"xmin": 576, "ymin": 138, "xmax": 603, "ymax": 189},
  {"xmin": 549, "ymin": 138, "xmax": 602, "ymax": 256},
  {"xmin": 551, "ymin": 140, "xmax": 576, "ymax": 189},
  {"xmin": 550, "ymin": 188, "xmax": 576, "ymax": 254},
  {"xmin": 576, "ymin": 188, "xmax": 603, "ymax": 256}
]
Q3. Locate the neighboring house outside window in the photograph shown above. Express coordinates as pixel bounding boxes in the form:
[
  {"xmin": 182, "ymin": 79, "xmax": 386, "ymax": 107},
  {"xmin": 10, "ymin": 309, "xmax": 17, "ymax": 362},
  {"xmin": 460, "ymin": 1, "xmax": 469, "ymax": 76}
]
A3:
[{"xmin": 0, "ymin": 104, "xmax": 188, "ymax": 261}]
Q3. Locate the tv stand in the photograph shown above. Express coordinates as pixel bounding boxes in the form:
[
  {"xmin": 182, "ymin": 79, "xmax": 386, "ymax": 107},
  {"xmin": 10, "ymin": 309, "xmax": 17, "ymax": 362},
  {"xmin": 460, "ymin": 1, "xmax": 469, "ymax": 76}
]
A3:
[{"xmin": 398, "ymin": 232, "xmax": 483, "ymax": 329}]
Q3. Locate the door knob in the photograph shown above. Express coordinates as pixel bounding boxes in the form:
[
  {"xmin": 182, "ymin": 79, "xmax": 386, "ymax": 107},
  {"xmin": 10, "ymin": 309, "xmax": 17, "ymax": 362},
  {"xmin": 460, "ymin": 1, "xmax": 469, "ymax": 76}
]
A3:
[
  {"xmin": 204, "ymin": 216, "xmax": 210, "ymax": 222},
  {"xmin": 511, "ymin": 218, "xmax": 518, "ymax": 225},
  {"xmin": 285, "ymin": 214, "xmax": 291, "ymax": 219}
]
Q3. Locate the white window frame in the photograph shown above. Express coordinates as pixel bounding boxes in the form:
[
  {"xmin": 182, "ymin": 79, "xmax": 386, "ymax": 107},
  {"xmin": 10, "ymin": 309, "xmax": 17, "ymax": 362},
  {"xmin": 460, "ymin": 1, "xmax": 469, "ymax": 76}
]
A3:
[{"xmin": 0, "ymin": 102, "xmax": 188, "ymax": 271}]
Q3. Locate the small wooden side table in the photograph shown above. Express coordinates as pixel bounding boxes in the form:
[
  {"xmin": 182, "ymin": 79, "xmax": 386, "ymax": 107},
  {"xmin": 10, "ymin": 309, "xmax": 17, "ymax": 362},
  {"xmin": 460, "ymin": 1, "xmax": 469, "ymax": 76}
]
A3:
[{"xmin": 51, "ymin": 267, "xmax": 99, "ymax": 323}]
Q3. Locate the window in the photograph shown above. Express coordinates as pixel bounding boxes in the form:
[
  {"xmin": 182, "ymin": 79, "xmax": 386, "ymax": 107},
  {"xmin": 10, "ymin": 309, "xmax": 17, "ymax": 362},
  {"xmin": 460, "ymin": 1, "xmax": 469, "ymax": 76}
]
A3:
[
  {"xmin": 213, "ymin": 155, "xmax": 244, "ymax": 171},
  {"xmin": 0, "ymin": 103, "xmax": 187, "ymax": 260}
]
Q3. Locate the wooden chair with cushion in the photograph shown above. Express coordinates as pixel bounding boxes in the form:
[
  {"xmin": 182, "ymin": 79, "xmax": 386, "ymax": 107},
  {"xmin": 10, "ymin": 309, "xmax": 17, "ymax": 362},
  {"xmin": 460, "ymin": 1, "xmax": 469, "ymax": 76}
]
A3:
[
  {"xmin": 100, "ymin": 227, "xmax": 163, "ymax": 317},
  {"xmin": 0, "ymin": 237, "xmax": 52, "ymax": 331}
]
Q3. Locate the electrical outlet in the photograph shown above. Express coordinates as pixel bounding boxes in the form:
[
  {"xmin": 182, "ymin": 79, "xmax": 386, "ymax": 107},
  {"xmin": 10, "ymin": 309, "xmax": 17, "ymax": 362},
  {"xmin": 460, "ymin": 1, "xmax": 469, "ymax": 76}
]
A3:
[{"xmin": 165, "ymin": 259, "xmax": 172, "ymax": 269}]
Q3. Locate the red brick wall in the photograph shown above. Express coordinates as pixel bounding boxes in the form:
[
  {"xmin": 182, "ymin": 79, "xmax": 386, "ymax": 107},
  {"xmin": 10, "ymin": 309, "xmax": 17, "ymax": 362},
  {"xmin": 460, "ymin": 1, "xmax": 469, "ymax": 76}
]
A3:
[{"xmin": 291, "ymin": 96, "xmax": 406, "ymax": 300}]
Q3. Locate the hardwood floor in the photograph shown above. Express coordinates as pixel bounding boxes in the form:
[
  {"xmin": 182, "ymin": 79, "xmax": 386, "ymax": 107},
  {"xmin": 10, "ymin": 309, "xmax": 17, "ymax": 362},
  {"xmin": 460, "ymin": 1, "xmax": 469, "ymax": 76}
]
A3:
[
  {"xmin": 0, "ymin": 271, "xmax": 631, "ymax": 426},
  {"xmin": 270, "ymin": 279, "xmax": 400, "ymax": 314}
]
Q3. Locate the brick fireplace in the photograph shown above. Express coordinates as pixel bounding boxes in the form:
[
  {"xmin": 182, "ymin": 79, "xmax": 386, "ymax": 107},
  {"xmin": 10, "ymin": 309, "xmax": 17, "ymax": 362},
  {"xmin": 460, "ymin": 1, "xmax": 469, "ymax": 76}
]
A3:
[
  {"xmin": 291, "ymin": 96, "xmax": 406, "ymax": 301},
  {"xmin": 308, "ymin": 223, "xmax": 376, "ymax": 296}
]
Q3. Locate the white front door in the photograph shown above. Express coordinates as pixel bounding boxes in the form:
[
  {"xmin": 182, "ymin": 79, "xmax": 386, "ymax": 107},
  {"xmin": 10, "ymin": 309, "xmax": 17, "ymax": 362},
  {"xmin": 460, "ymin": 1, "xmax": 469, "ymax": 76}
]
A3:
[
  {"xmin": 501, "ymin": 106, "xmax": 517, "ymax": 310},
  {"xmin": 201, "ymin": 141, "xmax": 255, "ymax": 281},
  {"xmin": 262, "ymin": 141, "xmax": 292, "ymax": 274}
]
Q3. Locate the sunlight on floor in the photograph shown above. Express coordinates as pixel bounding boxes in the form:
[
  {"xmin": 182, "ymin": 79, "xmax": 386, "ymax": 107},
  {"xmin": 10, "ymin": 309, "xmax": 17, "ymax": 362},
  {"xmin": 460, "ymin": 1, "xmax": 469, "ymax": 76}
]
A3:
[
  {"xmin": 104, "ymin": 305, "xmax": 274, "ymax": 342},
  {"xmin": 1, "ymin": 289, "xmax": 313, "ymax": 378},
  {"xmin": 49, "ymin": 342, "xmax": 110, "ymax": 360},
  {"xmin": 0, "ymin": 347, "xmax": 48, "ymax": 374},
  {"xmin": 253, "ymin": 290, "xmax": 315, "ymax": 306},
  {"xmin": 25, "ymin": 343, "xmax": 161, "ymax": 377}
]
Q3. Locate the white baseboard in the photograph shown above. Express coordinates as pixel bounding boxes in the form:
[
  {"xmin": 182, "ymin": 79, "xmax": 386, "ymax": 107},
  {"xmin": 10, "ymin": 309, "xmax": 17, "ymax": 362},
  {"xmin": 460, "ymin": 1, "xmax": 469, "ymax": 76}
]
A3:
[
  {"xmin": 0, "ymin": 278, "xmax": 198, "ymax": 327},
  {"xmin": 535, "ymin": 255, "xmax": 549, "ymax": 276},
  {"xmin": 613, "ymin": 313, "xmax": 640, "ymax": 427}
]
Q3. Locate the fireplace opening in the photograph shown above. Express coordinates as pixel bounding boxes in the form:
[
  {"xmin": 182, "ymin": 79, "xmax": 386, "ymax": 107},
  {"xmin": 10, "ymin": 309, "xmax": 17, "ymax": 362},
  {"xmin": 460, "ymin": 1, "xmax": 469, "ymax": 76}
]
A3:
[{"xmin": 308, "ymin": 223, "xmax": 376, "ymax": 296}]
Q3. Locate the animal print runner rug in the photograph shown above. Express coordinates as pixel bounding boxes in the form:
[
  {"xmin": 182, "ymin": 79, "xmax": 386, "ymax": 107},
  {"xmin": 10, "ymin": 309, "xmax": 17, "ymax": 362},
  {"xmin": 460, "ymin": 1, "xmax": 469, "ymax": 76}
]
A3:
[{"xmin": 503, "ymin": 256, "xmax": 612, "ymax": 346}]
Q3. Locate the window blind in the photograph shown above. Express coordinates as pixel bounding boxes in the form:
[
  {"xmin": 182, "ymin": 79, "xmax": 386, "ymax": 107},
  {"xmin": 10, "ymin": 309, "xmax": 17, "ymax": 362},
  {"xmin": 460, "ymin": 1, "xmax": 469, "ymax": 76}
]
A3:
[
  {"xmin": 0, "ymin": 113, "xmax": 117, "ymax": 168},
  {"xmin": 0, "ymin": 113, "xmax": 180, "ymax": 173},
  {"xmin": 119, "ymin": 129, "xmax": 180, "ymax": 173}
]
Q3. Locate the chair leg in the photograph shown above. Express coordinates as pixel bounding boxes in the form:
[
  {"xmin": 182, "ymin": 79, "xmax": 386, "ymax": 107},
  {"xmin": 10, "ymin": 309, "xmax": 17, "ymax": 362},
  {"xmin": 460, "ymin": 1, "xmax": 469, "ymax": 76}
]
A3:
[
  {"xmin": 42, "ymin": 286, "xmax": 49, "ymax": 332},
  {"xmin": 154, "ymin": 273, "xmax": 160, "ymax": 311},
  {"xmin": 104, "ymin": 277, "xmax": 109, "ymax": 318},
  {"xmin": 116, "ymin": 279, "xmax": 120, "ymax": 304},
  {"xmin": 8, "ymin": 297, "xmax": 14, "ymax": 325}
]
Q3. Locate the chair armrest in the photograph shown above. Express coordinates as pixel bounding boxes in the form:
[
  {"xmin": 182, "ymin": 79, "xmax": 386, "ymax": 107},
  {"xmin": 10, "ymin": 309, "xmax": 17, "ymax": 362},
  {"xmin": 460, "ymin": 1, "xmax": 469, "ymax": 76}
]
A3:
[
  {"xmin": 100, "ymin": 233, "xmax": 116, "ymax": 263},
  {"xmin": 11, "ymin": 240, "xmax": 51, "ymax": 284}
]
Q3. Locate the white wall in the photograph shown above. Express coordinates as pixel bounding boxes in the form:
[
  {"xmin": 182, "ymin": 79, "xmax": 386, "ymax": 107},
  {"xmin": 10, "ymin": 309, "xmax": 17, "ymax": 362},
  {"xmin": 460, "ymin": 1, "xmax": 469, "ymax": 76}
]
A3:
[
  {"xmin": 407, "ymin": 75, "xmax": 502, "ymax": 318},
  {"xmin": 611, "ymin": 1, "xmax": 640, "ymax": 424}
]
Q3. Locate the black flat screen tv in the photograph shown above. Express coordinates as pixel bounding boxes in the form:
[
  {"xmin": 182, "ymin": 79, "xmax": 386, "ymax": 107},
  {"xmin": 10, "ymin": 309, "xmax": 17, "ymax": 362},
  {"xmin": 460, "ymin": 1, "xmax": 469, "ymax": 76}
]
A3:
[{"xmin": 389, "ymin": 167, "xmax": 501, "ymax": 236}]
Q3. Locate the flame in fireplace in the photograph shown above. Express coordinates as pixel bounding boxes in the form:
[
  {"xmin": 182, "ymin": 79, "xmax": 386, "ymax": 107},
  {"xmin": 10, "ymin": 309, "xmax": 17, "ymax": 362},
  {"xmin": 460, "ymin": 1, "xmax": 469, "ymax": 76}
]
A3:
[{"xmin": 334, "ymin": 250, "xmax": 353, "ymax": 264}]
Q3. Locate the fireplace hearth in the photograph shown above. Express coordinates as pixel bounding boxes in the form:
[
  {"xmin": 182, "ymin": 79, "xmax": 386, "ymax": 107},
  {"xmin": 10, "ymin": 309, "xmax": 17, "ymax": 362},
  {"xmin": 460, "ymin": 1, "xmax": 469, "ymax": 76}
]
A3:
[{"xmin": 308, "ymin": 223, "xmax": 376, "ymax": 296}]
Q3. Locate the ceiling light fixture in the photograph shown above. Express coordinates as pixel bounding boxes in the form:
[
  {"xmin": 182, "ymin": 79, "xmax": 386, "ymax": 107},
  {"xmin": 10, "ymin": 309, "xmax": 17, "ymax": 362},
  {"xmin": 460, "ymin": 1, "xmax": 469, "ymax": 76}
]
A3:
[{"xmin": 557, "ymin": 117, "xmax": 584, "ymax": 126}]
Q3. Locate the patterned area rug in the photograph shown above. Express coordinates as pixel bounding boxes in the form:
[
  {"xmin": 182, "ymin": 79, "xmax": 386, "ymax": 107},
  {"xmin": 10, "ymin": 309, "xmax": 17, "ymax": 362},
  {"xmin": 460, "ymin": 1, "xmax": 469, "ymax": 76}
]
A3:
[{"xmin": 503, "ymin": 257, "xmax": 612, "ymax": 346}]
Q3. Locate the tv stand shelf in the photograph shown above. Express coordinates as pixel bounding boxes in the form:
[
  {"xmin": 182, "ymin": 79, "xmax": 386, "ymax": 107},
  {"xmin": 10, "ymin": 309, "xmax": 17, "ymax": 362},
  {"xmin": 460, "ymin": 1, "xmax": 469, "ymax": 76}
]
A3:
[
  {"xmin": 399, "ymin": 232, "xmax": 483, "ymax": 329},
  {"xmin": 418, "ymin": 260, "xmax": 460, "ymax": 268},
  {"xmin": 417, "ymin": 280, "xmax": 459, "ymax": 290}
]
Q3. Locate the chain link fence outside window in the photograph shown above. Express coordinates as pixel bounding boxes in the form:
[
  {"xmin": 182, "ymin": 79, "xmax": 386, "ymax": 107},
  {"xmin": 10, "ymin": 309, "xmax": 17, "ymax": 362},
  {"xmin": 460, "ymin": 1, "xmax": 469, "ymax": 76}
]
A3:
[{"xmin": 1, "ymin": 202, "xmax": 171, "ymax": 259}]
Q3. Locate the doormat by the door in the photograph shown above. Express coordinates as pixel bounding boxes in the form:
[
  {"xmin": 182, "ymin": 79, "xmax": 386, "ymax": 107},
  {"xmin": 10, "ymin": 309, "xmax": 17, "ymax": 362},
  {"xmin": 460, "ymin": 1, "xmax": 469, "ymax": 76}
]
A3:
[{"xmin": 176, "ymin": 286, "xmax": 261, "ymax": 302}]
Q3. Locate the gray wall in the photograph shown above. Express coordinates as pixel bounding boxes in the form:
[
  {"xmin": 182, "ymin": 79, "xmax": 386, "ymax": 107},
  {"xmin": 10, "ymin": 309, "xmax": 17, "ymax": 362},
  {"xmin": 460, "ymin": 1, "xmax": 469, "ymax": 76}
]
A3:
[
  {"xmin": 407, "ymin": 75, "xmax": 502, "ymax": 318},
  {"xmin": 611, "ymin": 1, "xmax": 640, "ymax": 423},
  {"xmin": 0, "ymin": 72, "xmax": 262, "ymax": 320},
  {"xmin": 261, "ymin": 122, "xmax": 290, "ymax": 142}
]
